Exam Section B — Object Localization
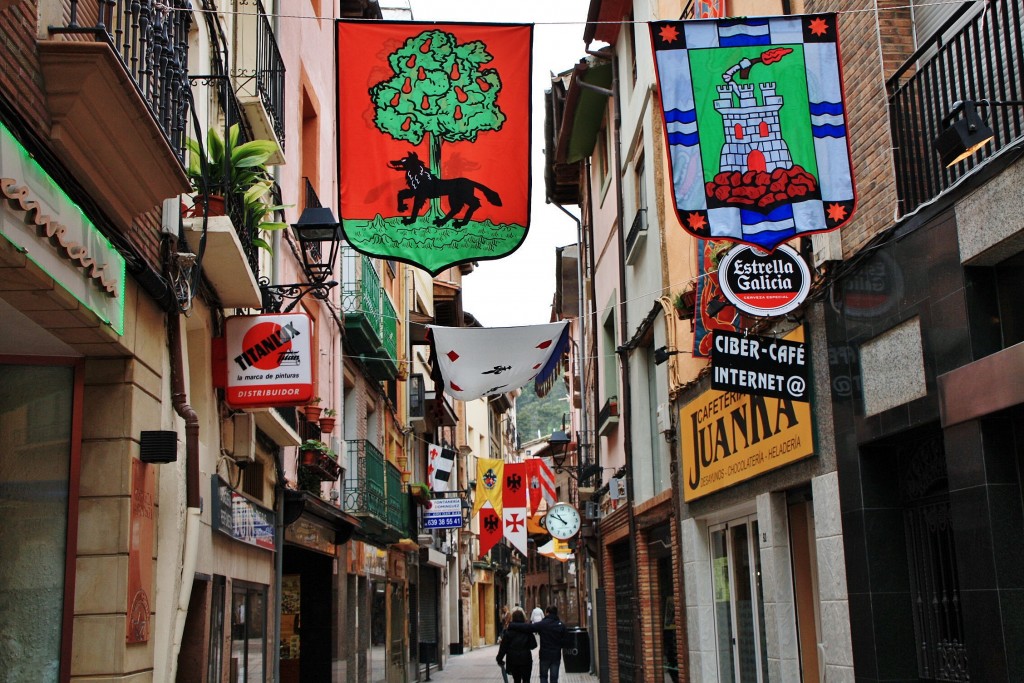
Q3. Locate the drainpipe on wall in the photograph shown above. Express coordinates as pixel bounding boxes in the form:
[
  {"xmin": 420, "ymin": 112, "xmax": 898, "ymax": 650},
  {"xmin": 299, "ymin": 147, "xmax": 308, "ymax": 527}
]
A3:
[{"xmin": 165, "ymin": 312, "xmax": 201, "ymax": 680}]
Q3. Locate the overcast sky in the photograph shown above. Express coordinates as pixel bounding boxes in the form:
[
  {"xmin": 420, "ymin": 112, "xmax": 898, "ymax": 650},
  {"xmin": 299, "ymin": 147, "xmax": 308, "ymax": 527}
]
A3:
[{"xmin": 405, "ymin": 0, "xmax": 593, "ymax": 327}]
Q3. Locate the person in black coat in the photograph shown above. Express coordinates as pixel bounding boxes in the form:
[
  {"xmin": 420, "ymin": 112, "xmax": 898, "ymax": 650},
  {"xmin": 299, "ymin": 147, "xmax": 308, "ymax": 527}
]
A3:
[
  {"xmin": 506, "ymin": 605, "xmax": 567, "ymax": 683},
  {"xmin": 496, "ymin": 608, "xmax": 536, "ymax": 683}
]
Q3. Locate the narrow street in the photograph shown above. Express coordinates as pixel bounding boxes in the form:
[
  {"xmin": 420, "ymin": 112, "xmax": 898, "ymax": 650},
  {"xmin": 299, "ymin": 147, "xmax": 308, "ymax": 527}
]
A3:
[{"xmin": 421, "ymin": 645, "xmax": 598, "ymax": 683}]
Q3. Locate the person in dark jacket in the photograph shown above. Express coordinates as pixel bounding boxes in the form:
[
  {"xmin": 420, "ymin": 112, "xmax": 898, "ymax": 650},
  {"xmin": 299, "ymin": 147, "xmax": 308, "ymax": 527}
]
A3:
[
  {"xmin": 506, "ymin": 605, "xmax": 567, "ymax": 683},
  {"xmin": 496, "ymin": 608, "xmax": 536, "ymax": 683}
]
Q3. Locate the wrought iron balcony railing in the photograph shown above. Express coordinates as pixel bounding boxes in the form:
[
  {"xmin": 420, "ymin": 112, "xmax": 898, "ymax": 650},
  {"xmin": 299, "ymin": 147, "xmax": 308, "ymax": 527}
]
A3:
[
  {"xmin": 251, "ymin": 0, "xmax": 286, "ymax": 149},
  {"xmin": 343, "ymin": 440, "xmax": 410, "ymax": 541},
  {"xmin": 343, "ymin": 439, "xmax": 387, "ymax": 523},
  {"xmin": 52, "ymin": 0, "xmax": 192, "ymax": 164},
  {"xmin": 625, "ymin": 208, "xmax": 647, "ymax": 261},
  {"xmin": 340, "ymin": 247, "xmax": 400, "ymax": 379},
  {"xmin": 888, "ymin": 0, "xmax": 1024, "ymax": 216}
]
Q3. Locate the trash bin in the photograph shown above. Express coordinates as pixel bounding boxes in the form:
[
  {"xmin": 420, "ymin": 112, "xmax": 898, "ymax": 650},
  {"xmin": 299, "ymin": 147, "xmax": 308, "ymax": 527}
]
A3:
[{"xmin": 562, "ymin": 628, "xmax": 590, "ymax": 673}]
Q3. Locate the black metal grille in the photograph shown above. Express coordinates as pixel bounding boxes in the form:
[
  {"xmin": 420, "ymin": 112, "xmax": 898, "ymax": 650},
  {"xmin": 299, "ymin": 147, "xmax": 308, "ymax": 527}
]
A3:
[
  {"xmin": 888, "ymin": 0, "xmax": 1024, "ymax": 216},
  {"xmin": 56, "ymin": 0, "xmax": 192, "ymax": 165},
  {"xmin": 900, "ymin": 433, "xmax": 969, "ymax": 681},
  {"xmin": 252, "ymin": 0, "xmax": 286, "ymax": 148},
  {"xmin": 612, "ymin": 542, "xmax": 637, "ymax": 682}
]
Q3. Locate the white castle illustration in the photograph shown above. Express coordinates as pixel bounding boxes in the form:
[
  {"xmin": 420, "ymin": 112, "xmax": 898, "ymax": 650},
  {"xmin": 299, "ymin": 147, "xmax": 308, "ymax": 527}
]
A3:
[{"xmin": 714, "ymin": 56, "xmax": 794, "ymax": 174}]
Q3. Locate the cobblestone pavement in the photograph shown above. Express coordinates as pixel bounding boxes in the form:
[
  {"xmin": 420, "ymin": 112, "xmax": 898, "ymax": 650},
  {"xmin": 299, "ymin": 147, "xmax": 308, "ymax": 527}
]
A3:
[{"xmin": 419, "ymin": 644, "xmax": 598, "ymax": 682}]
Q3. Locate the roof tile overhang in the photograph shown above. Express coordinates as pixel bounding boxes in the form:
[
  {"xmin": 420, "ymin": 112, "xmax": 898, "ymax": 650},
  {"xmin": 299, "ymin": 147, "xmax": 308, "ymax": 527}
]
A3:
[{"xmin": 584, "ymin": 0, "xmax": 631, "ymax": 45}]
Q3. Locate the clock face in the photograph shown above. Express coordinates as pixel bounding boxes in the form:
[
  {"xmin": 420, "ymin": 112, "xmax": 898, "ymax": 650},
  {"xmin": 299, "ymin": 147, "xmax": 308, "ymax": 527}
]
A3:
[{"xmin": 545, "ymin": 503, "xmax": 581, "ymax": 540}]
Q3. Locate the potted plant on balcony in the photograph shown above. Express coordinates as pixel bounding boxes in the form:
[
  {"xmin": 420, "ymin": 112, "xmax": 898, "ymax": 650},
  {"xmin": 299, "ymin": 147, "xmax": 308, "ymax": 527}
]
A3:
[
  {"xmin": 672, "ymin": 286, "xmax": 697, "ymax": 321},
  {"xmin": 299, "ymin": 438, "xmax": 331, "ymax": 466},
  {"xmin": 183, "ymin": 124, "xmax": 278, "ymax": 222},
  {"xmin": 298, "ymin": 439, "xmax": 342, "ymax": 481},
  {"xmin": 303, "ymin": 397, "xmax": 323, "ymax": 423},
  {"xmin": 409, "ymin": 481, "xmax": 432, "ymax": 506},
  {"xmin": 318, "ymin": 408, "xmax": 337, "ymax": 434}
]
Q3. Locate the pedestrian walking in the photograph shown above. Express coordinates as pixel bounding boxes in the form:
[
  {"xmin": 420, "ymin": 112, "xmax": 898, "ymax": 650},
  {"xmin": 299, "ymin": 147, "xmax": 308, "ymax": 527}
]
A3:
[
  {"xmin": 496, "ymin": 608, "xmax": 536, "ymax": 683},
  {"xmin": 507, "ymin": 605, "xmax": 567, "ymax": 683},
  {"xmin": 530, "ymin": 606, "xmax": 544, "ymax": 623}
]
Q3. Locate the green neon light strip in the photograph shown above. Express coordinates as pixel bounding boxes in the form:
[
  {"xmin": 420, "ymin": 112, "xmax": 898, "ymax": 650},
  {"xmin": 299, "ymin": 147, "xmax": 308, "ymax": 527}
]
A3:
[{"xmin": 0, "ymin": 120, "xmax": 127, "ymax": 336}]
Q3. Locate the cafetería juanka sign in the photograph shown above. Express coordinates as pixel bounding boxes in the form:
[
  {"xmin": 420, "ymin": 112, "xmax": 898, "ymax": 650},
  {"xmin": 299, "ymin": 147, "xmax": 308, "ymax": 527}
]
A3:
[{"xmin": 681, "ymin": 326, "xmax": 814, "ymax": 501}]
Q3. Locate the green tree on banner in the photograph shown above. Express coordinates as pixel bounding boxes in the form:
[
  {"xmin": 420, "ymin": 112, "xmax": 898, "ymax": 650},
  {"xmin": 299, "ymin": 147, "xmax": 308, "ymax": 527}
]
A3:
[{"xmin": 370, "ymin": 29, "xmax": 505, "ymax": 219}]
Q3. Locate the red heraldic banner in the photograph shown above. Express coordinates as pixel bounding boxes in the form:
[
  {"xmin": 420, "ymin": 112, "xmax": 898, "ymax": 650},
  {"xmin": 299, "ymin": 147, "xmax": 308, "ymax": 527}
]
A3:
[
  {"xmin": 479, "ymin": 506, "xmax": 503, "ymax": 558},
  {"xmin": 337, "ymin": 21, "xmax": 533, "ymax": 275},
  {"xmin": 502, "ymin": 463, "xmax": 528, "ymax": 557}
]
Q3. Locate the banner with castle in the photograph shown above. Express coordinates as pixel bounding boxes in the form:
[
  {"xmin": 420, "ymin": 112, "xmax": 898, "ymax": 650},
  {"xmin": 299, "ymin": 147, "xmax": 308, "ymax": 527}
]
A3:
[{"xmin": 650, "ymin": 14, "xmax": 856, "ymax": 251}]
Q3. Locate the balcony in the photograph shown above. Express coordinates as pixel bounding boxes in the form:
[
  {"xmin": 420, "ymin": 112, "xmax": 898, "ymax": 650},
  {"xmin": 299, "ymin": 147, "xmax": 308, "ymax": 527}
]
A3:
[
  {"xmin": 597, "ymin": 396, "xmax": 619, "ymax": 437},
  {"xmin": 233, "ymin": 0, "xmax": 286, "ymax": 165},
  {"xmin": 38, "ymin": 0, "xmax": 193, "ymax": 229},
  {"xmin": 343, "ymin": 440, "xmax": 411, "ymax": 544},
  {"xmin": 624, "ymin": 208, "xmax": 647, "ymax": 264},
  {"xmin": 888, "ymin": 0, "xmax": 1024, "ymax": 216},
  {"xmin": 341, "ymin": 248, "xmax": 399, "ymax": 379}
]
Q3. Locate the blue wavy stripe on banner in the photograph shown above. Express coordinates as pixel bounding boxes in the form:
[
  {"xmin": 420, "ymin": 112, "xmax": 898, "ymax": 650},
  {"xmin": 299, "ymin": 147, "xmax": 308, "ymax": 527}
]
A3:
[
  {"xmin": 720, "ymin": 33, "xmax": 771, "ymax": 47},
  {"xmin": 720, "ymin": 18, "xmax": 769, "ymax": 27},
  {"xmin": 809, "ymin": 101, "xmax": 844, "ymax": 116},
  {"xmin": 740, "ymin": 203, "xmax": 794, "ymax": 222},
  {"xmin": 668, "ymin": 132, "xmax": 700, "ymax": 147},
  {"xmin": 744, "ymin": 227, "xmax": 796, "ymax": 248},
  {"xmin": 812, "ymin": 124, "xmax": 847, "ymax": 138},
  {"xmin": 665, "ymin": 109, "xmax": 697, "ymax": 124}
]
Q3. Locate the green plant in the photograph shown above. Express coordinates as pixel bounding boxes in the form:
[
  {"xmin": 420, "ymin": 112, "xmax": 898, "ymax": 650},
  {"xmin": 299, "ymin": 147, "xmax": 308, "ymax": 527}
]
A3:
[
  {"xmin": 186, "ymin": 124, "xmax": 287, "ymax": 253},
  {"xmin": 322, "ymin": 408, "xmax": 337, "ymax": 418},
  {"xmin": 308, "ymin": 396, "xmax": 322, "ymax": 405},
  {"xmin": 186, "ymin": 124, "xmax": 277, "ymax": 197},
  {"xmin": 673, "ymin": 287, "xmax": 696, "ymax": 311},
  {"xmin": 299, "ymin": 439, "xmax": 334, "ymax": 458}
]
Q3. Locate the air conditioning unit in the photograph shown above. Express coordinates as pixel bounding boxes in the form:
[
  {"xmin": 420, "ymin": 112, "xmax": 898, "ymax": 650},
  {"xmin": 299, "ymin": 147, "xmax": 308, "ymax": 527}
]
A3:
[
  {"xmin": 584, "ymin": 501, "xmax": 602, "ymax": 520},
  {"xmin": 810, "ymin": 230, "xmax": 842, "ymax": 269},
  {"xmin": 228, "ymin": 413, "xmax": 255, "ymax": 464}
]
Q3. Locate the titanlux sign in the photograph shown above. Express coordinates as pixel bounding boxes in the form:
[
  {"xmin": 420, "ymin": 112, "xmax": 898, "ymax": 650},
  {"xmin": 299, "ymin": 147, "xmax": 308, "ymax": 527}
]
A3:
[
  {"xmin": 711, "ymin": 329, "xmax": 810, "ymax": 403},
  {"xmin": 225, "ymin": 313, "xmax": 314, "ymax": 409},
  {"xmin": 718, "ymin": 243, "xmax": 810, "ymax": 317}
]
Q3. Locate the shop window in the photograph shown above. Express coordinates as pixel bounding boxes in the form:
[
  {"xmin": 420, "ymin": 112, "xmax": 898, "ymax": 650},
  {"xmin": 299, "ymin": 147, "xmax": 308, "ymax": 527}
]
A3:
[
  {"xmin": 231, "ymin": 582, "xmax": 268, "ymax": 682},
  {"xmin": 0, "ymin": 362, "xmax": 75, "ymax": 680}
]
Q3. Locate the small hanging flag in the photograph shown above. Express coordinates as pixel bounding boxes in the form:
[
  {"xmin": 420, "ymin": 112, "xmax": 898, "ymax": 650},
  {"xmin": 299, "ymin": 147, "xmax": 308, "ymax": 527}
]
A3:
[
  {"xmin": 478, "ymin": 504, "xmax": 504, "ymax": 558},
  {"xmin": 471, "ymin": 457, "xmax": 504, "ymax": 520},
  {"xmin": 650, "ymin": 14, "xmax": 856, "ymax": 251},
  {"xmin": 337, "ymin": 21, "xmax": 534, "ymax": 275},
  {"xmin": 502, "ymin": 462, "xmax": 528, "ymax": 557},
  {"xmin": 427, "ymin": 443, "xmax": 456, "ymax": 492}
]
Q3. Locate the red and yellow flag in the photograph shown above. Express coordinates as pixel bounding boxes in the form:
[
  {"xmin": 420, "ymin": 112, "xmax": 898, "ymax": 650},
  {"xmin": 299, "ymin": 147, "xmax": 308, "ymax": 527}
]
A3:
[{"xmin": 471, "ymin": 458, "xmax": 504, "ymax": 519}]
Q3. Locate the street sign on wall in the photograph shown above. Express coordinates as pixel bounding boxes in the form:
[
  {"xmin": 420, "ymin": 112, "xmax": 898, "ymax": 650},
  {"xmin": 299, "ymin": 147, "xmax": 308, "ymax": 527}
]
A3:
[
  {"xmin": 422, "ymin": 497, "xmax": 463, "ymax": 530},
  {"xmin": 224, "ymin": 313, "xmax": 314, "ymax": 409}
]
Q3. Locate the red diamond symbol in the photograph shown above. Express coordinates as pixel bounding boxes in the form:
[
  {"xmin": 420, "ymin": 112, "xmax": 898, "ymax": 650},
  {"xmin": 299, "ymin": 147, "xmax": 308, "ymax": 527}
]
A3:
[
  {"xmin": 447, "ymin": 350, "xmax": 460, "ymax": 362},
  {"xmin": 536, "ymin": 340, "xmax": 553, "ymax": 349},
  {"xmin": 451, "ymin": 381, "xmax": 462, "ymax": 391}
]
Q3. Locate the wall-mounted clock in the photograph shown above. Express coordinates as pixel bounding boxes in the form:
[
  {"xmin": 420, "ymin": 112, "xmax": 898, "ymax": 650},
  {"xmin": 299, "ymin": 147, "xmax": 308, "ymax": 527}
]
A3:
[{"xmin": 545, "ymin": 502, "xmax": 581, "ymax": 540}]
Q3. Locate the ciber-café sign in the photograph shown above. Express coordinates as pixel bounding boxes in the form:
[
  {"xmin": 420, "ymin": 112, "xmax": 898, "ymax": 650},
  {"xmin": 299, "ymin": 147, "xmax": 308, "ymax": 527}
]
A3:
[
  {"xmin": 718, "ymin": 243, "xmax": 810, "ymax": 317},
  {"xmin": 711, "ymin": 329, "xmax": 810, "ymax": 403},
  {"xmin": 225, "ymin": 313, "xmax": 314, "ymax": 409},
  {"xmin": 680, "ymin": 327, "xmax": 814, "ymax": 501}
]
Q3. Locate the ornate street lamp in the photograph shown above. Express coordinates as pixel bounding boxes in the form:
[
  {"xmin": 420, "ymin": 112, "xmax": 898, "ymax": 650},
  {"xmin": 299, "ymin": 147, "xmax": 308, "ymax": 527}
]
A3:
[{"xmin": 260, "ymin": 206, "xmax": 342, "ymax": 312}]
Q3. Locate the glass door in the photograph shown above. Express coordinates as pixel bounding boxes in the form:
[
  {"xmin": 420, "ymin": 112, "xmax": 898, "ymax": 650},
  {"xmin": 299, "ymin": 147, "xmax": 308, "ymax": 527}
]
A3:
[{"xmin": 709, "ymin": 515, "xmax": 768, "ymax": 682}]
